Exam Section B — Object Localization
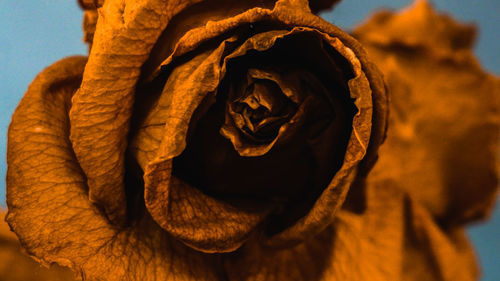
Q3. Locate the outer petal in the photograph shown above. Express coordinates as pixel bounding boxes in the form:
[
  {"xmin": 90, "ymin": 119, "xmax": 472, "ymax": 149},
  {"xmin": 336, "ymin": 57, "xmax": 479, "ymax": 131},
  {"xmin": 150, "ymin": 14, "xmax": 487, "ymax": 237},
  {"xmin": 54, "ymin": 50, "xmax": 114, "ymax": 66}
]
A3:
[
  {"xmin": 69, "ymin": 0, "xmax": 204, "ymax": 224},
  {"xmin": 6, "ymin": 57, "xmax": 224, "ymax": 281},
  {"xmin": 354, "ymin": 0, "xmax": 500, "ymax": 223}
]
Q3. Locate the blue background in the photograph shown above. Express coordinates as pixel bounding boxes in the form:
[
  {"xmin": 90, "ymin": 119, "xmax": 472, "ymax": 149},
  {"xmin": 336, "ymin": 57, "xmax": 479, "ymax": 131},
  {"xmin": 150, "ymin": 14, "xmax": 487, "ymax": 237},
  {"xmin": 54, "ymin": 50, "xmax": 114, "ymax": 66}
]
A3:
[{"xmin": 0, "ymin": 1, "xmax": 498, "ymax": 280}]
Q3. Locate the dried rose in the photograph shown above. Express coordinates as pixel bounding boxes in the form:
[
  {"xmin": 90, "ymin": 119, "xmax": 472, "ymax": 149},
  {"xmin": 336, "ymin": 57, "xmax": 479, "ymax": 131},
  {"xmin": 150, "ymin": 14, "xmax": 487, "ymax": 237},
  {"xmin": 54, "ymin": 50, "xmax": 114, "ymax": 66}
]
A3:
[{"xmin": 6, "ymin": 0, "xmax": 388, "ymax": 280}]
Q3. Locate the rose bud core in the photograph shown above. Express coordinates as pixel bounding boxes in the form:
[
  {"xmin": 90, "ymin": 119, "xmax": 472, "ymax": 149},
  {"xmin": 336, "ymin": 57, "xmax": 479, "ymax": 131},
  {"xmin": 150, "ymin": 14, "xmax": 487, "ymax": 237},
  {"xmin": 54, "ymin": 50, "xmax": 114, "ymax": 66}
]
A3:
[
  {"xmin": 171, "ymin": 30, "xmax": 357, "ymax": 233},
  {"xmin": 131, "ymin": 19, "xmax": 380, "ymax": 252}
]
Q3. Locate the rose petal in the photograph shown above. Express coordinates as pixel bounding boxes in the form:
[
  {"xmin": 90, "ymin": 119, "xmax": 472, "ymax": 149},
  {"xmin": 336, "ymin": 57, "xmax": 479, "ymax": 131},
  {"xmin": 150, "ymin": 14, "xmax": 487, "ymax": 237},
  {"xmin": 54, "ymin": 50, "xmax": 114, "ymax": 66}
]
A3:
[
  {"xmin": 131, "ymin": 38, "xmax": 238, "ymax": 168},
  {"xmin": 78, "ymin": 0, "xmax": 340, "ymax": 52},
  {"xmin": 247, "ymin": 68, "xmax": 305, "ymax": 104},
  {"xmin": 6, "ymin": 57, "xmax": 224, "ymax": 281},
  {"xmin": 69, "ymin": 0, "xmax": 204, "ymax": 224},
  {"xmin": 144, "ymin": 161, "xmax": 270, "ymax": 253}
]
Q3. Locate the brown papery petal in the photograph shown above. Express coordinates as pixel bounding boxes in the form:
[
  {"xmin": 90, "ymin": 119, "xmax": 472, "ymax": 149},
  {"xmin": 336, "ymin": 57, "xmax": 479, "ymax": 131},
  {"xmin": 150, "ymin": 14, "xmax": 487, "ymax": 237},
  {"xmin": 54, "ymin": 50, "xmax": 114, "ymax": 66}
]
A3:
[
  {"xmin": 77, "ymin": 1, "xmax": 341, "ymax": 50},
  {"xmin": 69, "ymin": 0, "xmax": 204, "ymax": 224},
  {"xmin": 131, "ymin": 37, "xmax": 239, "ymax": 169},
  {"xmin": 247, "ymin": 68, "xmax": 306, "ymax": 104},
  {"xmin": 7, "ymin": 57, "xmax": 224, "ymax": 281}
]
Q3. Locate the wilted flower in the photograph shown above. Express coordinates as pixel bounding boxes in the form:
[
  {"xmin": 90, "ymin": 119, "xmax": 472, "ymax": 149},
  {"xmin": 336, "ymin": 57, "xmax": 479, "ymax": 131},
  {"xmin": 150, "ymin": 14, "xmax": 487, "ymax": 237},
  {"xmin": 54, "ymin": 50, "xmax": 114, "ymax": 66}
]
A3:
[
  {"xmin": 7, "ymin": 0, "xmax": 387, "ymax": 279},
  {"xmin": 5, "ymin": 0, "xmax": 498, "ymax": 280}
]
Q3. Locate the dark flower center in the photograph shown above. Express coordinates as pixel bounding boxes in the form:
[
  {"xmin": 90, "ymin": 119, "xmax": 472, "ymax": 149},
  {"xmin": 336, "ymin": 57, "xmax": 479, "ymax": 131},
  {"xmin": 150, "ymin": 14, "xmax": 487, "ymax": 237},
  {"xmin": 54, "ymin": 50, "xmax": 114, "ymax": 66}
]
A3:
[
  {"xmin": 170, "ymin": 30, "xmax": 357, "ymax": 232},
  {"xmin": 230, "ymin": 76, "xmax": 296, "ymax": 143}
]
